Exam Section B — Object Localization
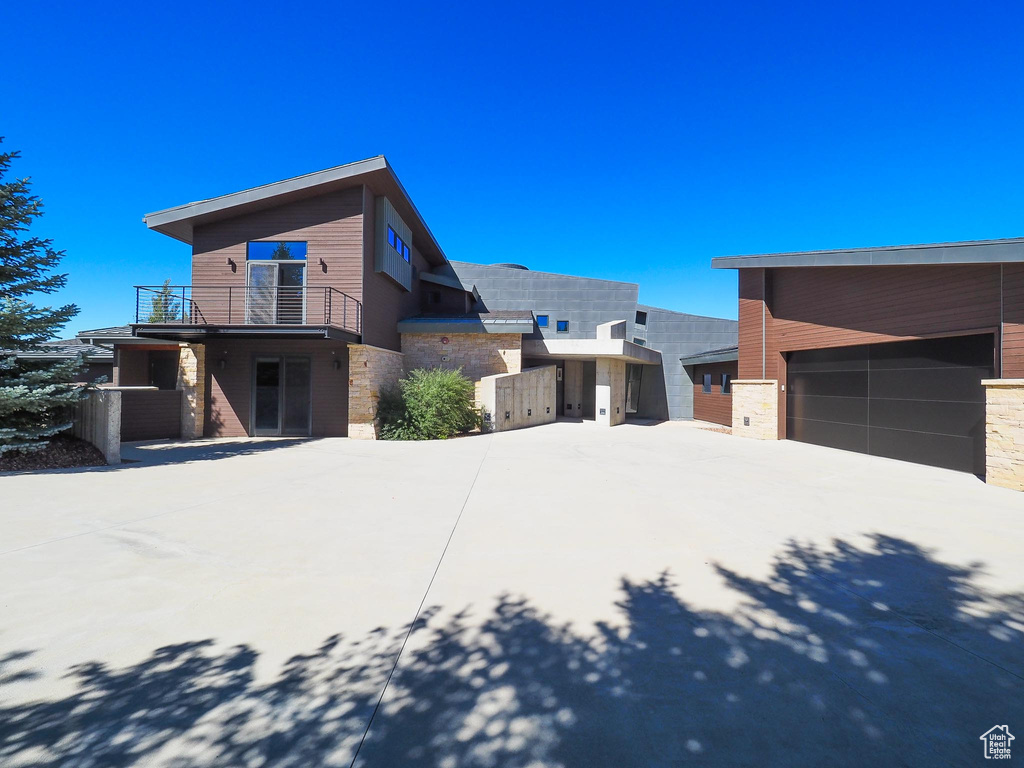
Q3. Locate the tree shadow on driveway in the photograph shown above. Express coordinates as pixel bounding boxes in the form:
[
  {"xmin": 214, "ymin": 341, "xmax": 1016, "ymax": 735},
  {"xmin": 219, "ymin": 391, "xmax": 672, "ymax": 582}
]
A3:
[{"xmin": 1, "ymin": 535, "xmax": 1021, "ymax": 767}]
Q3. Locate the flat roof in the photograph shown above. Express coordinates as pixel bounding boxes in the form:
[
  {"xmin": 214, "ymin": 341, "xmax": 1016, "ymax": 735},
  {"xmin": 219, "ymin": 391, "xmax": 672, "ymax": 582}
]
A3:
[
  {"xmin": 397, "ymin": 312, "xmax": 534, "ymax": 335},
  {"xmin": 143, "ymin": 156, "xmax": 449, "ymax": 266},
  {"xmin": 679, "ymin": 345, "xmax": 738, "ymax": 366},
  {"xmin": 711, "ymin": 236, "xmax": 1024, "ymax": 269}
]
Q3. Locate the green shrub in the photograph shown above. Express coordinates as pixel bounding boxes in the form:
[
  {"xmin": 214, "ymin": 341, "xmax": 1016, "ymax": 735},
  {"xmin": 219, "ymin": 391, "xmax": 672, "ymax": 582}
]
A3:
[{"xmin": 377, "ymin": 367, "xmax": 478, "ymax": 440}]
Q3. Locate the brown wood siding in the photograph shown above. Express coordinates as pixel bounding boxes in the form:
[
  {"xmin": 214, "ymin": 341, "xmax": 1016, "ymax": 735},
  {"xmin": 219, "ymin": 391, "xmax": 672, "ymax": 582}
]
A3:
[
  {"xmin": 204, "ymin": 340, "xmax": 349, "ymax": 437},
  {"xmin": 120, "ymin": 389, "xmax": 182, "ymax": 441},
  {"xmin": 738, "ymin": 268, "xmax": 765, "ymax": 379},
  {"xmin": 1003, "ymin": 263, "xmax": 1024, "ymax": 377},
  {"xmin": 737, "ymin": 262, "xmax": 1015, "ymax": 440},
  {"xmin": 770, "ymin": 265, "xmax": 1001, "ymax": 351},
  {"xmin": 359, "ymin": 185, "xmax": 428, "ymax": 351},
  {"xmin": 692, "ymin": 361, "xmax": 737, "ymax": 426},
  {"xmin": 191, "ymin": 187, "xmax": 364, "ymax": 322}
]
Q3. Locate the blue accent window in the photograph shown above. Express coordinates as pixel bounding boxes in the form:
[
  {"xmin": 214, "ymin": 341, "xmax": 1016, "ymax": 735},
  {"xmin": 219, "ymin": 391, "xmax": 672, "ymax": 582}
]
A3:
[
  {"xmin": 536, "ymin": 314, "xmax": 549, "ymax": 328},
  {"xmin": 556, "ymin": 320, "xmax": 569, "ymax": 333},
  {"xmin": 387, "ymin": 225, "xmax": 411, "ymax": 263},
  {"xmin": 247, "ymin": 241, "xmax": 307, "ymax": 260}
]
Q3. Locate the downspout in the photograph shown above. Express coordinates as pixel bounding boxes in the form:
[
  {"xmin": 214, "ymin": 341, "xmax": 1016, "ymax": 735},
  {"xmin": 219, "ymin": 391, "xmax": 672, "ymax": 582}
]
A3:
[
  {"xmin": 762, "ymin": 270, "xmax": 766, "ymax": 379},
  {"xmin": 1000, "ymin": 264, "xmax": 1004, "ymax": 376}
]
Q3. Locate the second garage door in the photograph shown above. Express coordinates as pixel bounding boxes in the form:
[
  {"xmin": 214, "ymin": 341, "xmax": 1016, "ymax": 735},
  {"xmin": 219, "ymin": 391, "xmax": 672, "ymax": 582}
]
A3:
[{"xmin": 786, "ymin": 334, "xmax": 993, "ymax": 474}]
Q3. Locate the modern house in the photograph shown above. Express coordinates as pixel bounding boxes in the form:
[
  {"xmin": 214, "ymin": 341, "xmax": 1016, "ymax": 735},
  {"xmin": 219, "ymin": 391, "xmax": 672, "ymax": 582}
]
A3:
[
  {"xmin": 708, "ymin": 238, "xmax": 1024, "ymax": 490},
  {"xmin": 101, "ymin": 157, "xmax": 735, "ymax": 442}
]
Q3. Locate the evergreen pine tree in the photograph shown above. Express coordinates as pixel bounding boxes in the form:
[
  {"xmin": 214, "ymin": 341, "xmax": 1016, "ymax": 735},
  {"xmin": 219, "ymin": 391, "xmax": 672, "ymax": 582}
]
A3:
[
  {"xmin": 0, "ymin": 139, "xmax": 83, "ymax": 453},
  {"xmin": 146, "ymin": 279, "xmax": 181, "ymax": 322}
]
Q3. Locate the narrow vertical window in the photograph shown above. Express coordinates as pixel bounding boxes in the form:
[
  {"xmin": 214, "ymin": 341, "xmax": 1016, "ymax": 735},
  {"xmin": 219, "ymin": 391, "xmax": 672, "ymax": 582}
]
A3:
[
  {"xmin": 721, "ymin": 373, "xmax": 731, "ymax": 394},
  {"xmin": 702, "ymin": 373, "xmax": 712, "ymax": 394}
]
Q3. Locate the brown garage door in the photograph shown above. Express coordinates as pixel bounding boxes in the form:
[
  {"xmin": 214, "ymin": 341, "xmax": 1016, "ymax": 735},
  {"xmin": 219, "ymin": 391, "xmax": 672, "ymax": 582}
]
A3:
[{"xmin": 786, "ymin": 334, "xmax": 993, "ymax": 474}]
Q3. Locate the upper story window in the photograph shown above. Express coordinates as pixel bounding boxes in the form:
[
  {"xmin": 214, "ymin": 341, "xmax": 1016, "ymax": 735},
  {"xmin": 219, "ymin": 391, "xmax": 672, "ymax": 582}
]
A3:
[
  {"xmin": 247, "ymin": 241, "xmax": 308, "ymax": 261},
  {"xmin": 702, "ymin": 373, "xmax": 712, "ymax": 394},
  {"xmin": 721, "ymin": 374, "xmax": 731, "ymax": 394},
  {"xmin": 635, "ymin": 310, "xmax": 647, "ymax": 326},
  {"xmin": 387, "ymin": 225, "xmax": 411, "ymax": 262},
  {"xmin": 556, "ymin": 320, "xmax": 569, "ymax": 333},
  {"xmin": 245, "ymin": 241, "xmax": 307, "ymax": 324},
  {"xmin": 536, "ymin": 314, "xmax": 549, "ymax": 328}
]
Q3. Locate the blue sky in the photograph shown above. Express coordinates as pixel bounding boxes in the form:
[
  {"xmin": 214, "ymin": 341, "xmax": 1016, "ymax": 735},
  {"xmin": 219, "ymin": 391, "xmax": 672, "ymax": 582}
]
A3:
[{"xmin": 7, "ymin": 1, "xmax": 1024, "ymax": 334}]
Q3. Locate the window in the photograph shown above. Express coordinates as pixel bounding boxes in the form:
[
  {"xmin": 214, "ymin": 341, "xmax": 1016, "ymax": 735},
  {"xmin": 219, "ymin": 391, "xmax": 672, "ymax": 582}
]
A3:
[
  {"xmin": 246, "ymin": 242, "xmax": 307, "ymax": 324},
  {"xmin": 536, "ymin": 314, "xmax": 549, "ymax": 328},
  {"xmin": 635, "ymin": 310, "xmax": 647, "ymax": 326},
  {"xmin": 428, "ymin": 290, "xmax": 441, "ymax": 305},
  {"xmin": 632, "ymin": 337, "xmax": 646, "ymax": 346},
  {"xmin": 247, "ymin": 241, "xmax": 308, "ymax": 261},
  {"xmin": 556, "ymin": 320, "xmax": 569, "ymax": 333},
  {"xmin": 702, "ymin": 373, "xmax": 712, "ymax": 394},
  {"xmin": 721, "ymin": 373, "xmax": 731, "ymax": 394},
  {"xmin": 387, "ymin": 225, "xmax": 411, "ymax": 263}
]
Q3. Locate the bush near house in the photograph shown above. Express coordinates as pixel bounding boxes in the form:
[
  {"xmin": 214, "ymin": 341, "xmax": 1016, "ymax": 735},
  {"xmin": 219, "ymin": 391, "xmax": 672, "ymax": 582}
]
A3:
[{"xmin": 377, "ymin": 367, "xmax": 479, "ymax": 440}]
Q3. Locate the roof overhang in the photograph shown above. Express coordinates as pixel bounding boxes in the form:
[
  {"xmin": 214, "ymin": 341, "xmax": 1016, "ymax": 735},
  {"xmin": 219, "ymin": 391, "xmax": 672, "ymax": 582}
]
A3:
[
  {"xmin": 131, "ymin": 324, "xmax": 360, "ymax": 343},
  {"xmin": 522, "ymin": 338, "xmax": 662, "ymax": 365},
  {"xmin": 711, "ymin": 236, "xmax": 1024, "ymax": 269},
  {"xmin": 679, "ymin": 347, "xmax": 739, "ymax": 366},
  {"xmin": 143, "ymin": 156, "xmax": 449, "ymax": 266},
  {"xmin": 419, "ymin": 270, "xmax": 479, "ymax": 301}
]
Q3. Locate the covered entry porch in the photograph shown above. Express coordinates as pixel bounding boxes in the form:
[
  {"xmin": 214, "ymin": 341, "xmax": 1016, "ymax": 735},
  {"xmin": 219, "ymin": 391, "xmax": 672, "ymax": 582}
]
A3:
[{"xmin": 522, "ymin": 320, "xmax": 662, "ymax": 426}]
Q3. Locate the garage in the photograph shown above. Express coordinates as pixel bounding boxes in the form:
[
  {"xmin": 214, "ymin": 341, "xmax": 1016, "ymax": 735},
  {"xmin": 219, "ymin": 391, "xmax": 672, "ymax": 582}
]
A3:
[{"xmin": 786, "ymin": 334, "xmax": 994, "ymax": 474}]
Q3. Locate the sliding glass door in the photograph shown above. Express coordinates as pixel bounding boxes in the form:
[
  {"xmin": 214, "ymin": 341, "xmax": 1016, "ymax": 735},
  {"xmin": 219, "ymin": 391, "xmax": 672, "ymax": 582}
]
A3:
[{"xmin": 252, "ymin": 356, "xmax": 312, "ymax": 436}]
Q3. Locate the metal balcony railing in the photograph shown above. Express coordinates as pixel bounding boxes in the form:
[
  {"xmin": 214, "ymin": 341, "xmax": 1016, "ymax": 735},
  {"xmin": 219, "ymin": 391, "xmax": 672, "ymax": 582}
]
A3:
[{"xmin": 134, "ymin": 285, "xmax": 362, "ymax": 335}]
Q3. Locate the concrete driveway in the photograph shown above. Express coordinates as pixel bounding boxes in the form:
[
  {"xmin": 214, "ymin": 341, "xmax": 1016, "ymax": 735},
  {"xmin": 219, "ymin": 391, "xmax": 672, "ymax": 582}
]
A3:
[{"xmin": 1, "ymin": 422, "xmax": 1022, "ymax": 766}]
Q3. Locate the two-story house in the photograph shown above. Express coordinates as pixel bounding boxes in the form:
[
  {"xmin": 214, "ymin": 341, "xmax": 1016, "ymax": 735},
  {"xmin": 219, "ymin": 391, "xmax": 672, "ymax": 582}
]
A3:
[{"xmin": 102, "ymin": 157, "xmax": 736, "ymax": 441}]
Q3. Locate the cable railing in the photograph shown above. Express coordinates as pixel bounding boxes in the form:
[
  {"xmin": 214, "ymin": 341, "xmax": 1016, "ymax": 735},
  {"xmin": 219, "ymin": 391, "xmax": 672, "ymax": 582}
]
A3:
[{"xmin": 134, "ymin": 285, "xmax": 362, "ymax": 334}]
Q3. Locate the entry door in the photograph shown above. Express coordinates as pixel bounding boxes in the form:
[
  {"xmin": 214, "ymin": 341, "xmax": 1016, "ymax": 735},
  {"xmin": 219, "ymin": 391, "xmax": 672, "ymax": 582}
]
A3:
[
  {"xmin": 252, "ymin": 356, "xmax": 312, "ymax": 436},
  {"xmin": 786, "ymin": 334, "xmax": 993, "ymax": 474},
  {"xmin": 625, "ymin": 364, "xmax": 643, "ymax": 414},
  {"xmin": 246, "ymin": 263, "xmax": 278, "ymax": 324}
]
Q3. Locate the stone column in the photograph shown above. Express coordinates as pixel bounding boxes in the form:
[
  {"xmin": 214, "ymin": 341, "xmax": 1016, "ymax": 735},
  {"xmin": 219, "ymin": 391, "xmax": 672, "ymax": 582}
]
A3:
[
  {"xmin": 982, "ymin": 379, "xmax": 1024, "ymax": 491},
  {"xmin": 348, "ymin": 344, "xmax": 405, "ymax": 439},
  {"xmin": 596, "ymin": 358, "xmax": 626, "ymax": 426},
  {"xmin": 176, "ymin": 344, "xmax": 206, "ymax": 440},
  {"xmin": 731, "ymin": 380, "xmax": 778, "ymax": 439}
]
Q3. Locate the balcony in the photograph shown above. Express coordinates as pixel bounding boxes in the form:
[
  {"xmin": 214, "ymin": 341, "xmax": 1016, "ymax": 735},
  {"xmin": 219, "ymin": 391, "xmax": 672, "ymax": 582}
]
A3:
[{"xmin": 132, "ymin": 285, "xmax": 362, "ymax": 340}]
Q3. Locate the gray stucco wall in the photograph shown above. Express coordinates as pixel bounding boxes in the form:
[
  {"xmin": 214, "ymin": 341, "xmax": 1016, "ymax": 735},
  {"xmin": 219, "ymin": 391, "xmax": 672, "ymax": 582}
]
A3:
[
  {"xmin": 441, "ymin": 262, "xmax": 737, "ymax": 421},
  {"xmin": 446, "ymin": 262, "xmax": 639, "ymax": 341},
  {"xmin": 637, "ymin": 306, "xmax": 738, "ymax": 420}
]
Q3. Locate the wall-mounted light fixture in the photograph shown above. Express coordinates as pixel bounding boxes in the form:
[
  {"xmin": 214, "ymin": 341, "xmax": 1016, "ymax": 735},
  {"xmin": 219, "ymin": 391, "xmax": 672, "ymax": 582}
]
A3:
[
  {"xmin": 319, "ymin": 258, "xmax": 328, "ymax": 274},
  {"xmin": 227, "ymin": 258, "xmax": 237, "ymax": 273},
  {"xmin": 218, "ymin": 355, "xmax": 227, "ymax": 370},
  {"xmin": 332, "ymin": 359, "xmax": 342, "ymax": 371}
]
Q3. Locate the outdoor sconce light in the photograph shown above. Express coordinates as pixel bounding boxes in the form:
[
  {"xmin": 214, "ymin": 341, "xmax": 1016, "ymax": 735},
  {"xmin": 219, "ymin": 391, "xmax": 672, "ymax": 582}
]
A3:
[
  {"xmin": 320, "ymin": 258, "xmax": 328, "ymax": 273},
  {"xmin": 227, "ymin": 258, "xmax": 237, "ymax": 273},
  {"xmin": 218, "ymin": 356, "xmax": 227, "ymax": 369},
  {"xmin": 332, "ymin": 359, "xmax": 342, "ymax": 371}
]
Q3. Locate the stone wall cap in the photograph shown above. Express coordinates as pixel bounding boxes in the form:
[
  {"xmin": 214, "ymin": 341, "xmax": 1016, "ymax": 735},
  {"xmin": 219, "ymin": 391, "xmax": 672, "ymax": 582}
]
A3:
[
  {"xmin": 732, "ymin": 379, "xmax": 778, "ymax": 385},
  {"xmin": 981, "ymin": 378, "xmax": 1024, "ymax": 387}
]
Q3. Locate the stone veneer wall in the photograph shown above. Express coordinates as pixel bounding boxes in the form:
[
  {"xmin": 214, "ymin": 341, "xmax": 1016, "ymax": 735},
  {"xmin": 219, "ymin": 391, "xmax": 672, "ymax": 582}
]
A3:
[
  {"xmin": 348, "ymin": 344, "xmax": 405, "ymax": 440},
  {"xmin": 731, "ymin": 379, "xmax": 778, "ymax": 439},
  {"xmin": 982, "ymin": 379, "xmax": 1024, "ymax": 491},
  {"xmin": 401, "ymin": 333, "xmax": 522, "ymax": 403},
  {"xmin": 176, "ymin": 344, "xmax": 205, "ymax": 439}
]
